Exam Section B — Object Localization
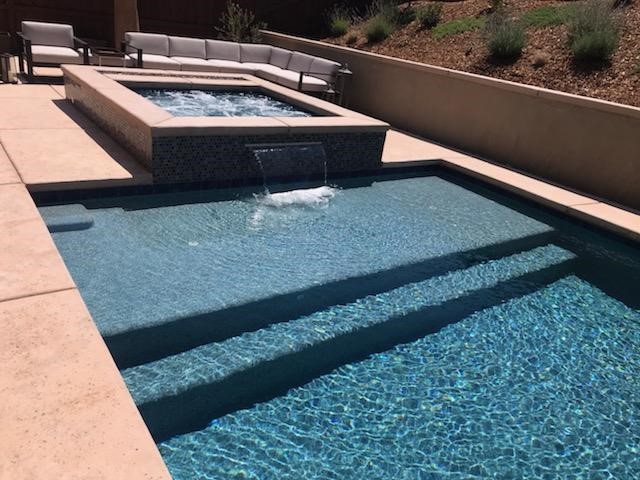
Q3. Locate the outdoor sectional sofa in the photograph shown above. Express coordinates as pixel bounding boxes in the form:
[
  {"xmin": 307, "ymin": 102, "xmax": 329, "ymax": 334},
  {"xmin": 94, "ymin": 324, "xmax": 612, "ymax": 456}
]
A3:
[{"xmin": 123, "ymin": 32, "xmax": 342, "ymax": 94}]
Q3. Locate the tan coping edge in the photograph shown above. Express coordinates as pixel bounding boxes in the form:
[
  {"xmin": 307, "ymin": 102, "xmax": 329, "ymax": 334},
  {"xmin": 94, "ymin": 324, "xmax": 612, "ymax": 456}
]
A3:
[{"xmin": 262, "ymin": 30, "xmax": 640, "ymax": 121}]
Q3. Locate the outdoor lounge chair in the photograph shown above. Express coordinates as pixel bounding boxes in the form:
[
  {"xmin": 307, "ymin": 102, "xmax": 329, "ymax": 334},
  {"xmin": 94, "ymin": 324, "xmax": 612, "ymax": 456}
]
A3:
[{"xmin": 17, "ymin": 21, "xmax": 89, "ymax": 82}]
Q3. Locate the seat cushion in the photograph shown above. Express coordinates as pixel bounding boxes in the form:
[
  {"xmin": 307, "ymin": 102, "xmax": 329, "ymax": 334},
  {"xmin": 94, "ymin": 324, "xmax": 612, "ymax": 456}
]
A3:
[
  {"xmin": 172, "ymin": 56, "xmax": 218, "ymax": 72},
  {"xmin": 205, "ymin": 40, "xmax": 240, "ymax": 62},
  {"xmin": 127, "ymin": 53, "xmax": 181, "ymax": 70},
  {"xmin": 206, "ymin": 59, "xmax": 256, "ymax": 74},
  {"xmin": 242, "ymin": 63, "xmax": 284, "ymax": 77},
  {"xmin": 30, "ymin": 45, "xmax": 82, "ymax": 64},
  {"xmin": 269, "ymin": 47, "xmax": 292, "ymax": 69},
  {"xmin": 169, "ymin": 36, "xmax": 206, "ymax": 59},
  {"xmin": 240, "ymin": 44, "xmax": 272, "ymax": 64},
  {"xmin": 263, "ymin": 70, "xmax": 329, "ymax": 92},
  {"xmin": 287, "ymin": 52, "xmax": 315, "ymax": 73},
  {"xmin": 309, "ymin": 57, "xmax": 340, "ymax": 83},
  {"xmin": 124, "ymin": 32, "xmax": 169, "ymax": 56},
  {"xmin": 22, "ymin": 21, "xmax": 74, "ymax": 48}
]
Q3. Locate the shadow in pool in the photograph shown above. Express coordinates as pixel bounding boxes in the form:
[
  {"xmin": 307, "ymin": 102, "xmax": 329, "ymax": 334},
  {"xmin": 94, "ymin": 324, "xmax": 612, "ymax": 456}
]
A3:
[
  {"xmin": 141, "ymin": 257, "xmax": 578, "ymax": 442},
  {"xmin": 107, "ymin": 231, "xmax": 559, "ymax": 369}
]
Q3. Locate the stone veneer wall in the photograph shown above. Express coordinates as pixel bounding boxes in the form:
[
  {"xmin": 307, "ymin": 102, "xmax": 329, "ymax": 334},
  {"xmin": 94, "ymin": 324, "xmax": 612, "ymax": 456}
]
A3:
[
  {"xmin": 152, "ymin": 132, "xmax": 386, "ymax": 184},
  {"xmin": 64, "ymin": 77, "xmax": 152, "ymax": 166}
]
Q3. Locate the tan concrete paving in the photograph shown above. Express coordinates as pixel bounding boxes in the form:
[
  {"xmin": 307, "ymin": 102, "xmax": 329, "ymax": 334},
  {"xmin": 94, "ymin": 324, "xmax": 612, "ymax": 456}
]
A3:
[
  {"xmin": 0, "ymin": 97, "xmax": 91, "ymax": 130},
  {"xmin": 0, "ymin": 144, "xmax": 21, "ymax": 185},
  {"xmin": 0, "ymin": 184, "xmax": 76, "ymax": 302},
  {"xmin": 0, "ymin": 128, "xmax": 152, "ymax": 190},
  {"xmin": 0, "ymin": 289, "xmax": 171, "ymax": 480},
  {"xmin": 0, "ymin": 84, "xmax": 62, "ymax": 99},
  {"xmin": 382, "ymin": 129, "xmax": 464, "ymax": 163}
]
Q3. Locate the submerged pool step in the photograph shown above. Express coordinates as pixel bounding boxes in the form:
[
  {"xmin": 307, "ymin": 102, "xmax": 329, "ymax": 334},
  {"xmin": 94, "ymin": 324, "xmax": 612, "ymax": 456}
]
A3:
[
  {"xmin": 39, "ymin": 204, "xmax": 94, "ymax": 233},
  {"xmin": 122, "ymin": 244, "xmax": 577, "ymax": 441}
]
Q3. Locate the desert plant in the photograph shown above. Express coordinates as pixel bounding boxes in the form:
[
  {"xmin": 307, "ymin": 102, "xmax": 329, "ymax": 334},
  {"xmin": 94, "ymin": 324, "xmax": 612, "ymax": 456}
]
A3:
[
  {"xmin": 365, "ymin": 14, "xmax": 395, "ymax": 42},
  {"xmin": 328, "ymin": 4, "xmax": 352, "ymax": 37},
  {"xmin": 398, "ymin": 5, "xmax": 417, "ymax": 25},
  {"xmin": 217, "ymin": 0, "xmax": 266, "ymax": 43},
  {"xmin": 568, "ymin": 0, "xmax": 619, "ymax": 62},
  {"xmin": 365, "ymin": 0, "xmax": 400, "ymax": 24},
  {"xmin": 485, "ymin": 12, "xmax": 525, "ymax": 61},
  {"xmin": 416, "ymin": 3, "xmax": 443, "ymax": 29},
  {"xmin": 432, "ymin": 16, "xmax": 485, "ymax": 40}
]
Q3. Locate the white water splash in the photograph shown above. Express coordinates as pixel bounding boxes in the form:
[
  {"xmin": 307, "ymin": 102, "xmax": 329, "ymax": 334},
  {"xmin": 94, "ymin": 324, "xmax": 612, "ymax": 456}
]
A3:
[
  {"xmin": 256, "ymin": 186, "xmax": 338, "ymax": 208},
  {"xmin": 249, "ymin": 186, "xmax": 339, "ymax": 229}
]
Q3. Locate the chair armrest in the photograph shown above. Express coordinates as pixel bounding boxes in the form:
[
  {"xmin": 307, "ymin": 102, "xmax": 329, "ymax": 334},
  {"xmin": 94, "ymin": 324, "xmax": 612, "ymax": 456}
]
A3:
[
  {"xmin": 122, "ymin": 40, "xmax": 143, "ymax": 68},
  {"xmin": 297, "ymin": 70, "xmax": 338, "ymax": 91},
  {"xmin": 74, "ymin": 37, "xmax": 90, "ymax": 65}
]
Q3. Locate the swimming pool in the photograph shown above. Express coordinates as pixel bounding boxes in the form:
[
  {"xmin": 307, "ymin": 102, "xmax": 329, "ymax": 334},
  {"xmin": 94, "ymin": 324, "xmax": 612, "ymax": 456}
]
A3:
[
  {"xmin": 133, "ymin": 88, "xmax": 316, "ymax": 117},
  {"xmin": 40, "ymin": 171, "xmax": 640, "ymax": 479}
]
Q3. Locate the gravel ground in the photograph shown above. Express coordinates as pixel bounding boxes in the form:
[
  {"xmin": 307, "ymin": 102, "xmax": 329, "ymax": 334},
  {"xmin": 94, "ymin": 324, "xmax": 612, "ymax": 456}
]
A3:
[{"xmin": 325, "ymin": 0, "xmax": 640, "ymax": 107}]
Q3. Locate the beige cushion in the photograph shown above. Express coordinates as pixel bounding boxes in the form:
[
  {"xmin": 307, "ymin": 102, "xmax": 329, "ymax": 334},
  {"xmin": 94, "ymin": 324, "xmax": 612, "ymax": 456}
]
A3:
[
  {"xmin": 264, "ymin": 70, "xmax": 328, "ymax": 92},
  {"xmin": 169, "ymin": 36, "xmax": 206, "ymax": 58},
  {"xmin": 31, "ymin": 45, "xmax": 82, "ymax": 64},
  {"xmin": 240, "ymin": 44, "xmax": 272, "ymax": 64},
  {"xmin": 22, "ymin": 21, "xmax": 74, "ymax": 48},
  {"xmin": 269, "ymin": 47, "xmax": 292, "ymax": 69},
  {"xmin": 124, "ymin": 32, "xmax": 169, "ymax": 56},
  {"xmin": 287, "ymin": 52, "xmax": 315, "ymax": 73},
  {"xmin": 206, "ymin": 59, "xmax": 256, "ymax": 74},
  {"xmin": 205, "ymin": 40, "xmax": 240, "ymax": 61},
  {"xmin": 309, "ymin": 57, "xmax": 340, "ymax": 83},
  {"xmin": 127, "ymin": 53, "xmax": 181, "ymax": 70},
  {"xmin": 243, "ymin": 63, "xmax": 285, "ymax": 77},
  {"xmin": 172, "ymin": 56, "xmax": 218, "ymax": 72}
]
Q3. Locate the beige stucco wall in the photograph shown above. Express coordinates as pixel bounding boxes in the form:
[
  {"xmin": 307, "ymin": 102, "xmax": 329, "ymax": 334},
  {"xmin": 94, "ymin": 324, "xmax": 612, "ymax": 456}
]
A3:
[{"xmin": 263, "ymin": 31, "xmax": 640, "ymax": 211}]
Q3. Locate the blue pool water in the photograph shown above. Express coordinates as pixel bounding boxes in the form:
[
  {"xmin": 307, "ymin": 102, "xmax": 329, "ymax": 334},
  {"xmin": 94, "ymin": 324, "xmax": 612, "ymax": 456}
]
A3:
[
  {"xmin": 133, "ymin": 88, "xmax": 315, "ymax": 117},
  {"xmin": 41, "ymin": 173, "xmax": 640, "ymax": 479}
]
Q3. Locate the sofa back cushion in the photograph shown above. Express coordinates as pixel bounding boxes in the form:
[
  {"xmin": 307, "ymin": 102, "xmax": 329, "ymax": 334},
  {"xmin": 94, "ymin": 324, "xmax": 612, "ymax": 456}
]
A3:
[
  {"xmin": 287, "ymin": 52, "xmax": 315, "ymax": 73},
  {"xmin": 269, "ymin": 47, "xmax": 292, "ymax": 69},
  {"xmin": 205, "ymin": 40, "xmax": 240, "ymax": 61},
  {"xmin": 309, "ymin": 57, "xmax": 341, "ymax": 83},
  {"xmin": 22, "ymin": 21, "xmax": 74, "ymax": 48},
  {"xmin": 124, "ymin": 32, "xmax": 169, "ymax": 56},
  {"xmin": 240, "ymin": 43, "xmax": 272, "ymax": 64},
  {"xmin": 169, "ymin": 36, "xmax": 206, "ymax": 58}
]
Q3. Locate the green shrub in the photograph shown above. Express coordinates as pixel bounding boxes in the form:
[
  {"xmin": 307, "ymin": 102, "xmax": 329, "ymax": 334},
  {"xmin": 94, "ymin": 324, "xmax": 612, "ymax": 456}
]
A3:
[
  {"xmin": 365, "ymin": 14, "xmax": 395, "ymax": 42},
  {"xmin": 398, "ymin": 6, "xmax": 417, "ymax": 25},
  {"xmin": 485, "ymin": 12, "xmax": 525, "ymax": 61},
  {"xmin": 366, "ymin": 0, "xmax": 399, "ymax": 22},
  {"xmin": 568, "ymin": 0, "xmax": 618, "ymax": 62},
  {"xmin": 432, "ymin": 16, "xmax": 485, "ymax": 40},
  {"xmin": 416, "ymin": 3, "xmax": 443, "ymax": 29},
  {"xmin": 216, "ymin": 0, "xmax": 266, "ymax": 43},
  {"xmin": 328, "ymin": 4, "xmax": 352, "ymax": 37},
  {"xmin": 521, "ymin": 5, "xmax": 573, "ymax": 28}
]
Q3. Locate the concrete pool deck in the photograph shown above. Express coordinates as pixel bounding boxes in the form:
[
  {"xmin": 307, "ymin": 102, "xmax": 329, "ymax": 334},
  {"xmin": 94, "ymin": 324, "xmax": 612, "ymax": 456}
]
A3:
[{"xmin": 0, "ymin": 81, "xmax": 639, "ymax": 479}]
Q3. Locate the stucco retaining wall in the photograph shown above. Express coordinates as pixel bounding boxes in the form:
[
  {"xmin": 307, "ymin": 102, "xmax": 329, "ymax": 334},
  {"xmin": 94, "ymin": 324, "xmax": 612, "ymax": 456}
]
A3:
[{"xmin": 262, "ymin": 31, "xmax": 640, "ymax": 211}]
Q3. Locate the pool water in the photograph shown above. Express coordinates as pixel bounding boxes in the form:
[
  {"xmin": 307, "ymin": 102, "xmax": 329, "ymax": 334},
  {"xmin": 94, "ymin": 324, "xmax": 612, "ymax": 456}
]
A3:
[
  {"xmin": 133, "ymin": 88, "xmax": 315, "ymax": 117},
  {"xmin": 41, "ymin": 173, "xmax": 640, "ymax": 479}
]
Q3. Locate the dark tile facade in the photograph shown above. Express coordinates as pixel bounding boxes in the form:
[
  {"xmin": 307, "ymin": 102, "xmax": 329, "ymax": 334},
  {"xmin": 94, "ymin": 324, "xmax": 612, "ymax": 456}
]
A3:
[{"xmin": 152, "ymin": 132, "xmax": 385, "ymax": 184}]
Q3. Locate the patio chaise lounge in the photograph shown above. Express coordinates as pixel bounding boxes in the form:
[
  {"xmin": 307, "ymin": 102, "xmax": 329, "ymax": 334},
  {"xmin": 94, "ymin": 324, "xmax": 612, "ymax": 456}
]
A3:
[
  {"xmin": 17, "ymin": 21, "xmax": 89, "ymax": 82},
  {"xmin": 123, "ymin": 32, "xmax": 342, "ymax": 95}
]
